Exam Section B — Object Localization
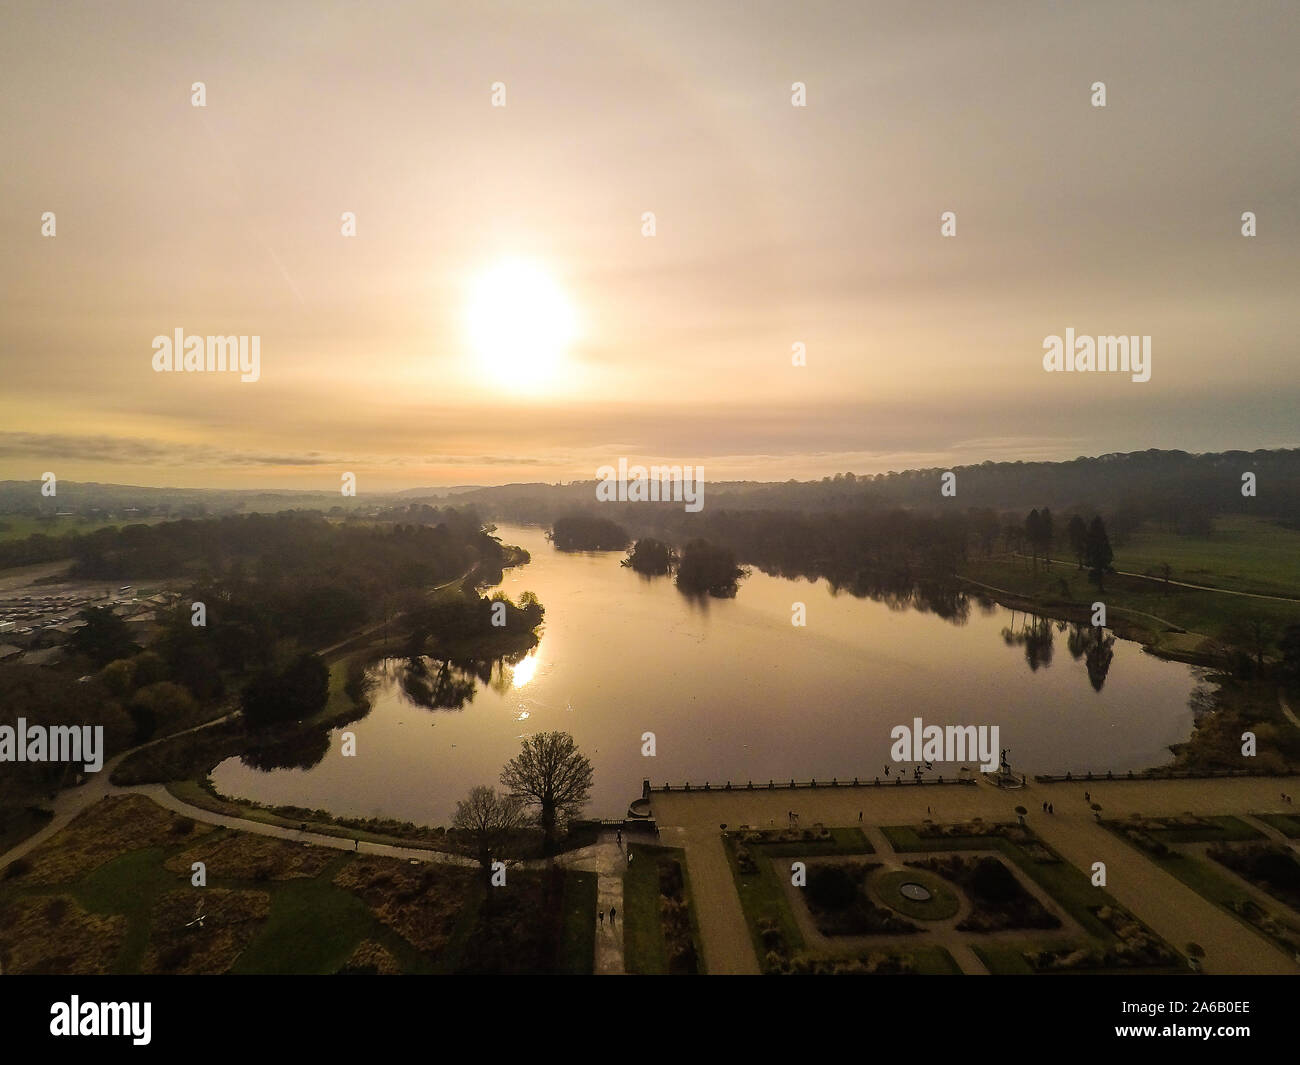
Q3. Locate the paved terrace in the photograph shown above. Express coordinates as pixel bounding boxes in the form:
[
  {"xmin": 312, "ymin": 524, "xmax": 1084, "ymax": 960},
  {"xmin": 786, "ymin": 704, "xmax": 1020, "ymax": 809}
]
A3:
[{"xmin": 651, "ymin": 773, "xmax": 1300, "ymax": 976}]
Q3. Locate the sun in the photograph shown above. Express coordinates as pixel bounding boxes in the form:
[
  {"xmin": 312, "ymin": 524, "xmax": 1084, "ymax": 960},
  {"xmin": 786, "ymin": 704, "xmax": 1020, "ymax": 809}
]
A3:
[{"xmin": 465, "ymin": 259, "xmax": 577, "ymax": 389}]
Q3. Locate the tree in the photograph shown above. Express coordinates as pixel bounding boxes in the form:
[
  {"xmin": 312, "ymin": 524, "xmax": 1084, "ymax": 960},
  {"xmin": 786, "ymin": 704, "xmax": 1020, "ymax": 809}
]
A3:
[
  {"xmin": 1024, "ymin": 510, "xmax": 1042, "ymax": 572},
  {"xmin": 1067, "ymin": 514, "xmax": 1088, "ymax": 570},
  {"xmin": 241, "ymin": 652, "xmax": 330, "ymax": 728},
  {"xmin": 1222, "ymin": 616, "xmax": 1273, "ymax": 677},
  {"xmin": 624, "ymin": 538, "xmax": 676, "ymax": 575},
  {"xmin": 675, "ymin": 539, "xmax": 744, "ymax": 597},
  {"xmin": 127, "ymin": 681, "xmax": 197, "ymax": 743},
  {"xmin": 1084, "ymin": 516, "xmax": 1114, "ymax": 592},
  {"xmin": 499, "ymin": 731, "xmax": 593, "ymax": 855},
  {"xmin": 68, "ymin": 605, "xmax": 138, "ymax": 667},
  {"xmin": 98, "ymin": 658, "xmax": 136, "ymax": 698},
  {"xmin": 1280, "ymin": 623, "xmax": 1300, "ymax": 683},
  {"xmin": 517, "ymin": 590, "xmax": 544, "ymax": 626},
  {"xmin": 452, "ymin": 785, "xmax": 526, "ymax": 889},
  {"xmin": 1039, "ymin": 508, "xmax": 1054, "ymax": 569}
]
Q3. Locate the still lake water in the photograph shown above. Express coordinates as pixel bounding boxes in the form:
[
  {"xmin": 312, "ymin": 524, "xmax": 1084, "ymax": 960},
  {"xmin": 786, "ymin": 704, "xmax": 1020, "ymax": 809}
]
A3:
[{"xmin": 211, "ymin": 523, "xmax": 1201, "ymax": 824}]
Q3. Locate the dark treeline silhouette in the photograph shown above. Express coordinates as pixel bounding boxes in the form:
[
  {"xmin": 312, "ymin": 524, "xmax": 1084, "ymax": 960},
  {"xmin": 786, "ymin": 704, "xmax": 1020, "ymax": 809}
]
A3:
[
  {"xmin": 446, "ymin": 448, "xmax": 1300, "ymax": 533},
  {"xmin": 0, "ymin": 506, "xmax": 493, "ymax": 575},
  {"xmin": 66, "ymin": 509, "xmax": 489, "ymax": 580},
  {"xmin": 548, "ymin": 513, "xmax": 629, "ymax": 551}
]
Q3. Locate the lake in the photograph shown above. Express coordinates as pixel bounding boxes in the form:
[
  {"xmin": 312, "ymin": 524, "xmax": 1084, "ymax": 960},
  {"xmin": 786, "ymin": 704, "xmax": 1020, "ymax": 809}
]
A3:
[{"xmin": 210, "ymin": 522, "xmax": 1201, "ymax": 824}]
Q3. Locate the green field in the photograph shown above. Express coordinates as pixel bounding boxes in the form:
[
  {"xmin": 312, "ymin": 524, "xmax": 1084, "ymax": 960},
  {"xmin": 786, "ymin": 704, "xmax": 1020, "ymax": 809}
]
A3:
[
  {"xmin": 0, "ymin": 516, "xmax": 163, "ymax": 543},
  {"xmin": 1116, "ymin": 516, "xmax": 1300, "ymax": 599},
  {"xmin": 965, "ymin": 559, "xmax": 1300, "ymax": 661},
  {"xmin": 962, "ymin": 516, "xmax": 1300, "ymax": 660}
]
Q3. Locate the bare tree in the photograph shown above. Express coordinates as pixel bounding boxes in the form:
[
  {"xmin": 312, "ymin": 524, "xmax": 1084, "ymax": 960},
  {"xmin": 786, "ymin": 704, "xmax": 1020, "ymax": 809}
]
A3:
[
  {"xmin": 499, "ymin": 731, "xmax": 593, "ymax": 855},
  {"xmin": 452, "ymin": 785, "xmax": 526, "ymax": 888}
]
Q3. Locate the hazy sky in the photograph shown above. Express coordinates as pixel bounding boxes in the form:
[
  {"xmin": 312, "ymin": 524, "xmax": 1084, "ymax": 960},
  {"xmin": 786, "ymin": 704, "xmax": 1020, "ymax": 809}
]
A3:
[{"xmin": 2, "ymin": 1, "xmax": 1297, "ymax": 490}]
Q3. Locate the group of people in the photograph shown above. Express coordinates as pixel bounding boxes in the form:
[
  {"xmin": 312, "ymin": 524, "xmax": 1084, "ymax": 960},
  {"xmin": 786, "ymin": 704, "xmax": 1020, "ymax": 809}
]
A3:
[{"xmin": 597, "ymin": 907, "xmax": 617, "ymax": 929}]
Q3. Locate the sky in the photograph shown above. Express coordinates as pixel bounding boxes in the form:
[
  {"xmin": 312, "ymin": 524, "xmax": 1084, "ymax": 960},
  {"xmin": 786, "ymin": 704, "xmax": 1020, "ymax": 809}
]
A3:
[{"xmin": 1, "ymin": 0, "xmax": 1297, "ymax": 491}]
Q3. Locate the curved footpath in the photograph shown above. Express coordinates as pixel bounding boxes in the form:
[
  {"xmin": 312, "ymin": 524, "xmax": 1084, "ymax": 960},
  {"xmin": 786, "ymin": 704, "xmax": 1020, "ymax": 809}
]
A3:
[{"xmin": 4, "ymin": 729, "xmax": 1299, "ymax": 978}]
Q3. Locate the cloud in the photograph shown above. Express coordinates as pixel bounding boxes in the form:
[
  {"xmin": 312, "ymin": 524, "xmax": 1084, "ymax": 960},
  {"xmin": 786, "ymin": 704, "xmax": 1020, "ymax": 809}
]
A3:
[{"xmin": 0, "ymin": 432, "xmax": 336, "ymax": 468}]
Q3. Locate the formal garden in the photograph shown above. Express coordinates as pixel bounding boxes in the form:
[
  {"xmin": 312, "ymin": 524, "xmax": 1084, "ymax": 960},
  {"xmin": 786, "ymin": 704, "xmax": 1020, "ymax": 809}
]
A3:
[
  {"xmin": 723, "ymin": 817, "xmax": 1188, "ymax": 975},
  {"xmin": 1102, "ymin": 811, "xmax": 1300, "ymax": 959}
]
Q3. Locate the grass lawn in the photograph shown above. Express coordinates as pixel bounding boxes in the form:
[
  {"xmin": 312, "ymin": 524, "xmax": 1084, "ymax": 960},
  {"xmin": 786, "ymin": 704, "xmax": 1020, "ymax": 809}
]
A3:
[
  {"xmin": 961, "ymin": 552, "xmax": 1300, "ymax": 657},
  {"xmin": 872, "ymin": 869, "xmax": 959, "ymax": 921},
  {"xmin": 910, "ymin": 946, "xmax": 963, "ymax": 974},
  {"xmin": 1254, "ymin": 812, "xmax": 1300, "ymax": 838},
  {"xmin": 622, "ymin": 843, "xmax": 705, "ymax": 974},
  {"xmin": 1116, "ymin": 516, "xmax": 1300, "ymax": 599},
  {"xmin": 749, "ymin": 826, "xmax": 875, "ymax": 858},
  {"xmin": 558, "ymin": 869, "xmax": 597, "ymax": 974},
  {"xmin": 1144, "ymin": 816, "xmax": 1264, "ymax": 844},
  {"xmin": 74, "ymin": 846, "xmax": 178, "ymax": 973},
  {"xmin": 229, "ymin": 863, "xmax": 377, "ymax": 974},
  {"xmin": 971, "ymin": 943, "xmax": 1037, "ymax": 974},
  {"xmin": 724, "ymin": 834, "xmax": 806, "ymax": 962},
  {"xmin": 0, "ymin": 516, "xmax": 164, "ymax": 543}
]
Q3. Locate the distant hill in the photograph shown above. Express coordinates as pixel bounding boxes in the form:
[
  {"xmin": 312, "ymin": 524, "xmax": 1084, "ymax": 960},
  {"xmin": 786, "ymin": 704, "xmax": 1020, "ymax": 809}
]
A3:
[
  {"xmin": 1, "ymin": 448, "xmax": 1297, "ymax": 531},
  {"xmin": 441, "ymin": 449, "xmax": 1300, "ymax": 533}
]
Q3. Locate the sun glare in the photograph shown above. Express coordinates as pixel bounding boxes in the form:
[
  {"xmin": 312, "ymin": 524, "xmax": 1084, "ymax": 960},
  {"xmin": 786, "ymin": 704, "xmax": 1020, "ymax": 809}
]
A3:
[
  {"xmin": 511, "ymin": 651, "xmax": 540, "ymax": 688},
  {"xmin": 465, "ymin": 259, "xmax": 577, "ymax": 389}
]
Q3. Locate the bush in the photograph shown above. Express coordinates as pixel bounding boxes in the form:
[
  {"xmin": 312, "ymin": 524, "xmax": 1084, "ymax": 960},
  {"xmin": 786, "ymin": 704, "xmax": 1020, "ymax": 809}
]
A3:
[
  {"xmin": 967, "ymin": 856, "xmax": 1020, "ymax": 903},
  {"xmin": 3, "ymin": 858, "xmax": 32, "ymax": 880},
  {"xmin": 805, "ymin": 865, "xmax": 858, "ymax": 910},
  {"xmin": 241, "ymin": 653, "xmax": 329, "ymax": 727}
]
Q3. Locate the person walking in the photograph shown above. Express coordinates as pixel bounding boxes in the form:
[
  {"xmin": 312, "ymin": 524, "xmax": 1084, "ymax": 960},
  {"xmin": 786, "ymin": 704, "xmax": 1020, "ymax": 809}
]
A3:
[
  {"xmin": 616, "ymin": 828, "xmax": 622, "ymax": 845},
  {"xmin": 1085, "ymin": 791, "xmax": 1090, "ymax": 803},
  {"xmin": 858, "ymin": 811, "xmax": 863, "ymax": 822},
  {"xmin": 609, "ymin": 906, "xmax": 617, "ymax": 926},
  {"xmin": 1048, "ymin": 803, "xmax": 1054, "ymax": 814},
  {"xmin": 598, "ymin": 910, "xmax": 604, "ymax": 929}
]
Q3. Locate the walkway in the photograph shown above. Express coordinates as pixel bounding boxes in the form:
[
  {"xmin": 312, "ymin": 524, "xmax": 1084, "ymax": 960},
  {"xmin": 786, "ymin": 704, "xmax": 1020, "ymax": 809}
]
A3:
[
  {"xmin": 652, "ymin": 774, "xmax": 1300, "ymax": 975},
  {"xmin": 559, "ymin": 830, "xmax": 626, "ymax": 974}
]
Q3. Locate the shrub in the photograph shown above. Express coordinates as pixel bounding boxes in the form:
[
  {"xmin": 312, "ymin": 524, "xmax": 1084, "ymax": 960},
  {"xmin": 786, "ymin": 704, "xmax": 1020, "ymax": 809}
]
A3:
[
  {"xmin": 805, "ymin": 865, "xmax": 858, "ymax": 910},
  {"xmin": 3, "ymin": 858, "xmax": 31, "ymax": 880}
]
